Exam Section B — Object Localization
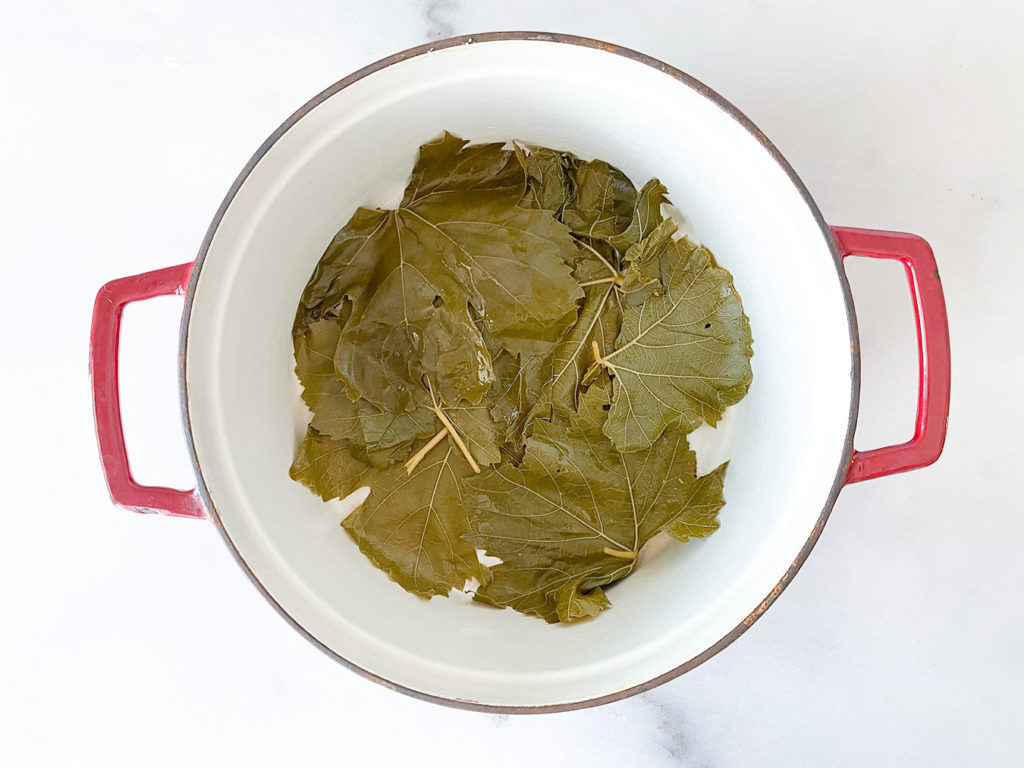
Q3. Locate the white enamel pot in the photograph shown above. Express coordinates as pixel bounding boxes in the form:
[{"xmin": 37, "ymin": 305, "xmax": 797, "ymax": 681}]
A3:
[{"xmin": 90, "ymin": 33, "xmax": 951, "ymax": 712}]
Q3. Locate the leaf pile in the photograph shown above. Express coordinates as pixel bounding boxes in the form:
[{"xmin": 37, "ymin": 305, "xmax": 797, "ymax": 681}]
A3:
[{"xmin": 289, "ymin": 133, "xmax": 753, "ymax": 622}]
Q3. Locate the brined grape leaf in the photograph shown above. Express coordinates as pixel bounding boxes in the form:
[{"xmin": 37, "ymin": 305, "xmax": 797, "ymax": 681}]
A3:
[
  {"xmin": 516, "ymin": 144, "xmax": 577, "ymax": 213},
  {"xmin": 516, "ymin": 145, "xmax": 671, "ymax": 290},
  {"xmin": 321, "ymin": 206, "xmax": 487, "ymax": 412},
  {"xmin": 294, "ymin": 317, "xmax": 360, "ymax": 442},
  {"xmin": 599, "ymin": 236, "xmax": 754, "ymax": 451},
  {"xmin": 403, "ymin": 132, "xmax": 523, "ymax": 202},
  {"xmin": 619, "ymin": 218, "xmax": 678, "ymax": 307},
  {"xmin": 290, "ymin": 427, "xmax": 488, "ymax": 597},
  {"xmin": 468, "ymin": 382, "xmax": 728, "ymax": 622},
  {"xmin": 609, "ymin": 178, "xmax": 669, "ymax": 251},
  {"xmin": 408, "ymin": 188, "xmax": 583, "ymax": 357},
  {"xmin": 289, "ymin": 426, "xmax": 370, "ymax": 502},
  {"xmin": 297, "ymin": 317, "xmax": 501, "ymax": 471},
  {"xmin": 293, "ymin": 208, "xmax": 388, "ymax": 337},
  {"xmin": 303, "ymin": 308, "xmax": 506, "ymax": 474},
  {"xmin": 358, "ymin": 405, "xmax": 438, "ymax": 455},
  {"xmin": 662, "ymin": 467, "xmax": 727, "ymax": 543},
  {"xmin": 531, "ymin": 283, "xmax": 620, "ymax": 421},
  {"xmin": 571, "ymin": 237, "xmax": 622, "ymax": 284},
  {"xmin": 443, "ymin": 401, "xmax": 502, "ymax": 468},
  {"xmin": 516, "ymin": 146, "xmax": 625, "ymax": 284},
  {"xmin": 516, "ymin": 145, "xmax": 666, "ymax": 255},
  {"xmin": 487, "ymin": 349, "xmax": 546, "ymax": 461},
  {"xmin": 345, "ymin": 442, "xmax": 488, "ymax": 598},
  {"xmin": 462, "ymin": 306, "xmax": 545, "ymax": 462},
  {"xmin": 556, "ymin": 578, "xmax": 611, "ymax": 621},
  {"xmin": 324, "ymin": 133, "xmax": 582, "ymax": 412},
  {"xmin": 295, "ymin": 319, "xmax": 436, "ymax": 454},
  {"xmin": 561, "ymin": 159, "xmax": 637, "ymax": 242}
]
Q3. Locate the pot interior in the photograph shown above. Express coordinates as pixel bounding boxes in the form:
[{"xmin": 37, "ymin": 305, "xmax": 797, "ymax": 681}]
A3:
[{"xmin": 184, "ymin": 37, "xmax": 855, "ymax": 709}]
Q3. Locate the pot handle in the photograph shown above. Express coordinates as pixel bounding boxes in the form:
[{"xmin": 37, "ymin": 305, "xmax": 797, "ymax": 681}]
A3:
[
  {"xmin": 90, "ymin": 262, "xmax": 205, "ymax": 518},
  {"xmin": 831, "ymin": 226, "xmax": 951, "ymax": 484}
]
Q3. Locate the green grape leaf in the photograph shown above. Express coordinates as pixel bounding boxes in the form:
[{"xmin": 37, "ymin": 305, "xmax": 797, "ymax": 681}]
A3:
[
  {"xmin": 561, "ymin": 159, "xmax": 638, "ymax": 242},
  {"xmin": 290, "ymin": 428, "xmax": 488, "ymax": 598},
  {"xmin": 600, "ymin": 237, "xmax": 754, "ymax": 451},
  {"xmin": 531, "ymin": 283, "xmax": 621, "ymax": 422},
  {"xmin": 319, "ymin": 133, "xmax": 582, "ymax": 411},
  {"xmin": 618, "ymin": 217, "xmax": 678, "ymax": 307},
  {"xmin": 294, "ymin": 319, "xmax": 436, "ymax": 454},
  {"xmin": 468, "ymin": 382, "xmax": 728, "ymax": 622},
  {"xmin": 609, "ymin": 178, "xmax": 670, "ymax": 251}
]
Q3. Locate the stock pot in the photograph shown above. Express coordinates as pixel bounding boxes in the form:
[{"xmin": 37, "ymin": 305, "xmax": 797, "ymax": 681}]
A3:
[{"xmin": 90, "ymin": 33, "xmax": 950, "ymax": 712}]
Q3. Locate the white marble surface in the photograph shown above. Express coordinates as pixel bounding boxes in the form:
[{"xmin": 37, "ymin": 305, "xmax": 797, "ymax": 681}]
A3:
[{"xmin": 1, "ymin": 1, "xmax": 1021, "ymax": 765}]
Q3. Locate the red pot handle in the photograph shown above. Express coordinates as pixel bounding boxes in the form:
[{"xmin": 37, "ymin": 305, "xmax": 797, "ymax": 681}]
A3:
[
  {"xmin": 831, "ymin": 226, "xmax": 951, "ymax": 484},
  {"xmin": 90, "ymin": 262, "xmax": 205, "ymax": 518}
]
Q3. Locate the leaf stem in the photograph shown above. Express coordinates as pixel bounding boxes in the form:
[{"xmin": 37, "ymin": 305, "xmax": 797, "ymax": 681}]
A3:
[
  {"xmin": 404, "ymin": 428, "xmax": 448, "ymax": 474},
  {"xmin": 433, "ymin": 406, "xmax": 481, "ymax": 474},
  {"xmin": 587, "ymin": 339, "xmax": 614, "ymax": 386},
  {"xmin": 579, "ymin": 276, "xmax": 619, "ymax": 288},
  {"xmin": 602, "ymin": 547, "xmax": 637, "ymax": 560}
]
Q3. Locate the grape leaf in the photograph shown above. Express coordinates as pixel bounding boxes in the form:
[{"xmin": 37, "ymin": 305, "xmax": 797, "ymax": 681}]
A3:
[
  {"xmin": 561, "ymin": 159, "xmax": 638, "ymax": 242},
  {"xmin": 346, "ymin": 442, "xmax": 488, "ymax": 597},
  {"xmin": 408, "ymin": 187, "xmax": 583, "ymax": 357},
  {"xmin": 556, "ymin": 578, "xmax": 611, "ymax": 621},
  {"xmin": 329, "ymin": 208, "xmax": 491, "ymax": 412},
  {"xmin": 402, "ymin": 132, "xmax": 523, "ymax": 202},
  {"xmin": 297, "ymin": 314, "xmax": 501, "ymax": 469},
  {"xmin": 290, "ymin": 428, "xmax": 489, "ymax": 597},
  {"xmin": 516, "ymin": 146, "xmax": 670, "ymax": 292},
  {"xmin": 619, "ymin": 218, "xmax": 678, "ymax": 307},
  {"xmin": 599, "ymin": 236, "xmax": 754, "ymax": 451},
  {"xmin": 516, "ymin": 144, "xmax": 577, "ymax": 213},
  {"xmin": 326, "ymin": 134, "xmax": 582, "ymax": 412},
  {"xmin": 487, "ymin": 349, "xmax": 546, "ymax": 461},
  {"xmin": 293, "ymin": 207, "xmax": 388, "ymax": 336},
  {"xmin": 531, "ymin": 283, "xmax": 621, "ymax": 421},
  {"xmin": 516, "ymin": 145, "xmax": 666, "ymax": 258},
  {"xmin": 294, "ymin": 318, "xmax": 436, "ymax": 453},
  {"xmin": 468, "ymin": 382, "xmax": 728, "ymax": 622},
  {"xmin": 609, "ymin": 178, "xmax": 670, "ymax": 251},
  {"xmin": 289, "ymin": 426, "xmax": 370, "ymax": 502},
  {"xmin": 442, "ymin": 401, "xmax": 503, "ymax": 468},
  {"xmin": 463, "ymin": 309, "xmax": 538, "ymax": 460},
  {"xmin": 571, "ymin": 237, "xmax": 622, "ymax": 284}
]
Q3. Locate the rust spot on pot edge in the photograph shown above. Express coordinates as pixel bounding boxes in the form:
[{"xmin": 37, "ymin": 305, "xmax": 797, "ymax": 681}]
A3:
[{"xmin": 743, "ymin": 580, "xmax": 786, "ymax": 625}]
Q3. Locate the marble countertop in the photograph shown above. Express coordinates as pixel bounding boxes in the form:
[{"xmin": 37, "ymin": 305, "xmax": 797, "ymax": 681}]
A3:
[{"xmin": 2, "ymin": 1, "xmax": 1020, "ymax": 765}]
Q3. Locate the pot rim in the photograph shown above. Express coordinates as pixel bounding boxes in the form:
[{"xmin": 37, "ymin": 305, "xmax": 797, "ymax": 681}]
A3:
[{"xmin": 177, "ymin": 31, "xmax": 860, "ymax": 714}]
